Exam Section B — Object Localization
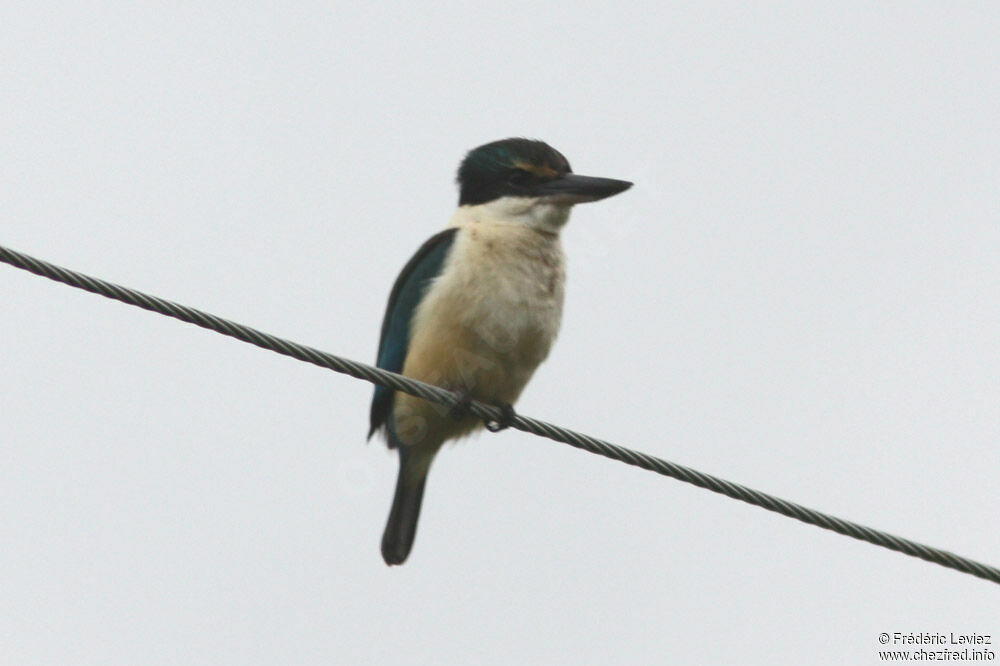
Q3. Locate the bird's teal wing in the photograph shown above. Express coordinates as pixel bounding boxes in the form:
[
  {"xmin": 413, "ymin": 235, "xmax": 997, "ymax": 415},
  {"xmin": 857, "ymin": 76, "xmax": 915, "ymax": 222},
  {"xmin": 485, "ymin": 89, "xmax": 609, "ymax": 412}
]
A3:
[{"xmin": 368, "ymin": 227, "xmax": 458, "ymax": 443}]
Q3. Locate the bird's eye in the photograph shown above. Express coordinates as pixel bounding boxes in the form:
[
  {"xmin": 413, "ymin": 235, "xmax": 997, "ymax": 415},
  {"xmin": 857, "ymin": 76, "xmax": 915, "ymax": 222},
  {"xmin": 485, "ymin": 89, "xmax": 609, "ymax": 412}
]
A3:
[{"xmin": 506, "ymin": 169, "xmax": 533, "ymax": 186}]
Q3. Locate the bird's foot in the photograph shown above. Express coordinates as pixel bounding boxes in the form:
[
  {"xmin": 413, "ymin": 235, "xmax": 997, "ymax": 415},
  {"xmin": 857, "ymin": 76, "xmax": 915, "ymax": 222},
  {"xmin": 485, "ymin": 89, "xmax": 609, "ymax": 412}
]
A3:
[
  {"xmin": 485, "ymin": 402, "xmax": 516, "ymax": 433},
  {"xmin": 449, "ymin": 391, "xmax": 473, "ymax": 421}
]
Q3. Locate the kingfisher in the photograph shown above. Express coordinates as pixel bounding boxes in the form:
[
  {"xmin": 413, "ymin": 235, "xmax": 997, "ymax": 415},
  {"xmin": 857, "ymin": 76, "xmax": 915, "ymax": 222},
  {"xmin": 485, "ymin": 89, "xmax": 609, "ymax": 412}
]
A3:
[{"xmin": 369, "ymin": 138, "xmax": 632, "ymax": 565}]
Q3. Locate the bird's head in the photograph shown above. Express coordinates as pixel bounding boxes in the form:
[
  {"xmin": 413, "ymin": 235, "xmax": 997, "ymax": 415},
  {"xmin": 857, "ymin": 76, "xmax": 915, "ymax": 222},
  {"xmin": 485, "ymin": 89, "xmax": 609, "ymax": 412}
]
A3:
[{"xmin": 456, "ymin": 138, "xmax": 632, "ymax": 231}]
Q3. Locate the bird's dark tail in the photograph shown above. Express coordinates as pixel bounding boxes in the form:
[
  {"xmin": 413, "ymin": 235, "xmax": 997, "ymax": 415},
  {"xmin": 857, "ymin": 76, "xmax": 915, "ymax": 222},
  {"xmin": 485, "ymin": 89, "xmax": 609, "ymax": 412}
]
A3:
[{"xmin": 381, "ymin": 447, "xmax": 429, "ymax": 566}]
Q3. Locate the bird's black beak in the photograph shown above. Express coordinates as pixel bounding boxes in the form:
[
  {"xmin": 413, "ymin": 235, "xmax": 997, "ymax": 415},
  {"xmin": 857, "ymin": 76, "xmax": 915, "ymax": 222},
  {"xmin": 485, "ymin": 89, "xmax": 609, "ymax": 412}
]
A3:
[{"xmin": 532, "ymin": 173, "xmax": 633, "ymax": 204}]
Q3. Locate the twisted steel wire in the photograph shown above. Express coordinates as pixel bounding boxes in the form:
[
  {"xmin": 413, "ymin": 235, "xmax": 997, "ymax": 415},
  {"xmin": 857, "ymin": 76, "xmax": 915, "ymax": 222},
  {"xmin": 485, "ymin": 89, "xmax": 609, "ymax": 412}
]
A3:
[{"xmin": 2, "ymin": 242, "xmax": 998, "ymax": 585}]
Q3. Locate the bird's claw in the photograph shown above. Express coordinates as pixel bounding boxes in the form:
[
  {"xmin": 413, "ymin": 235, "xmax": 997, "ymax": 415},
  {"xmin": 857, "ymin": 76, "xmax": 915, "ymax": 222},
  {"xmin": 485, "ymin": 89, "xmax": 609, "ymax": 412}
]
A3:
[{"xmin": 485, "ymin": 403, "xmax": 516, "ymax": 432}]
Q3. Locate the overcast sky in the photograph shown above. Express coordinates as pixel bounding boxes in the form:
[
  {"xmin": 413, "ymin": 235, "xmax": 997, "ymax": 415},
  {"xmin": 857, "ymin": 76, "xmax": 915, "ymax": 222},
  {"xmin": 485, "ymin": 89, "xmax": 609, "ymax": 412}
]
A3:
[{"xmin": 2, "ymin": 3, "xmax": 998, "ymax": 664}]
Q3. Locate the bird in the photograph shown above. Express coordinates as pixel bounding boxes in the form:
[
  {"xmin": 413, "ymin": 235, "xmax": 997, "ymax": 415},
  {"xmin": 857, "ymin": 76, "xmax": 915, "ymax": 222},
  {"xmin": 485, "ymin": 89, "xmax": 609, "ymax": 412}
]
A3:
[{"xmin": 368, "ymin": 138, "xmax": 632, "ymax": 565}]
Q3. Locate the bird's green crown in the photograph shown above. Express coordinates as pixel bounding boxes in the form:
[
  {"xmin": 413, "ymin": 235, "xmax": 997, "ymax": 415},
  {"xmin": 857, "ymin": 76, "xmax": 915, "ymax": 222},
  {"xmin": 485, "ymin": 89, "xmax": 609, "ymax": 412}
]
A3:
[{"xmin": 457, "ymin": 138, "xmax": 572, "ymax": 206}]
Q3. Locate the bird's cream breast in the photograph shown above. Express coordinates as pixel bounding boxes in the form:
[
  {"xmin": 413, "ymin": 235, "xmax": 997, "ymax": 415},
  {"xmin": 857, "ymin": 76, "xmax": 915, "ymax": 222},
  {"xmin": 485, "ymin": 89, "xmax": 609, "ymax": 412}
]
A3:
[{"xmin": 396, "ymin": 222, "xmax": 565, "ymax": 447}]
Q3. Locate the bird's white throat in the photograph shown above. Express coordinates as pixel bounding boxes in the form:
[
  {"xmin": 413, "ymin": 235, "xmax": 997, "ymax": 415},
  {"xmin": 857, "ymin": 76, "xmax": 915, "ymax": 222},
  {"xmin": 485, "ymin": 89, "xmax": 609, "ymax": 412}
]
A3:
[{"xmin": 451, "ymin": 196, "xmax": 572, "ymax": 233}]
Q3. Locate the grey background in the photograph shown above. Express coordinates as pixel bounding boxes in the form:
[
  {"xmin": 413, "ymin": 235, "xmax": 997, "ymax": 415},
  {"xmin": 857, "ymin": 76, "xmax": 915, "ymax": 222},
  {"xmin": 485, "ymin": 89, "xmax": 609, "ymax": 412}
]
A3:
[{"xmin": 2, "ymin": 2, "xmax": 998, "ymax": 664}]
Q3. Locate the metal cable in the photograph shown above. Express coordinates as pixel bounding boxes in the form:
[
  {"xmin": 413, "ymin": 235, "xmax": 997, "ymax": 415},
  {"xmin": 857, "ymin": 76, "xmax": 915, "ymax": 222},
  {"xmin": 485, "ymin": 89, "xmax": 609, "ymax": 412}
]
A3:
[{"xmin": 2, "ymin": 242, "xmax": 998, "ymax": 585}]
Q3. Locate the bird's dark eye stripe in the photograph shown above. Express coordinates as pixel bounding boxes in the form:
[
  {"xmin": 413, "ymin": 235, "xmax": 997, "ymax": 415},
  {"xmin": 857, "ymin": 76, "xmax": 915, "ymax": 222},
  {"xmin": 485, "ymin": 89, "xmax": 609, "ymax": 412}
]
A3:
[{"xmin": 506, "ymin": 169, "xmax": 534, "ymax": 185}]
